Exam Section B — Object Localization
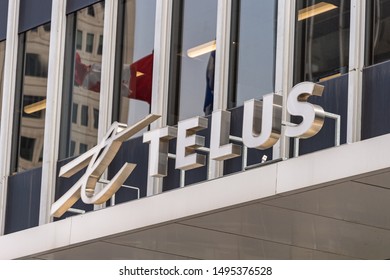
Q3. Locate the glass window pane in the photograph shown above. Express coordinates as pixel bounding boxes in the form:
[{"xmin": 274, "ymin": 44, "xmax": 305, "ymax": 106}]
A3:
[
  {"xmin": 366, "ymin": 0, "xmax": 390, "ymax": 65},
  {"xmin": 115, "ymin": 0, "xmax": 156, "ymax": 137},
  {"xmin": 168, "ymin": 0, "xmax": 218, "ymax": 125},
  {"xmin": 291, "ymin": 1, "xmax": 350, "ymax": 157},
  {"xmin": 15, "ymin": 25, "xmax": 50, "ymax": 172},
  {"xmin": 61, "ymin": 2, "xmax": 104, "ymax": 158},
  {"xmin": 294, "ymin": 0, "xmax": 351, "ymax": 83},
  {"xmin": 228, "ymin": 0, "xmax": 277, "ymax": 108}
]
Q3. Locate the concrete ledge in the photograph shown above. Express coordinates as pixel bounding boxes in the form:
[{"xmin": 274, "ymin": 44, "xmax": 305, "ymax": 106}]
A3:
[{"xmin": 1, "ymin": 134, "xmax": 390, "ymax": 259}]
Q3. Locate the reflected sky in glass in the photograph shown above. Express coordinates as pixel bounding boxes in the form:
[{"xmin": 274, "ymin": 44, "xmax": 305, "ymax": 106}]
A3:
[
  {"xmin": 119, "ymin": 0, "xmax": 156, "ymax": 137},
  {"xmin": 178, "ymin": 0, "xmax": 218, "ymax": 121},
  {"xmin": 234, "ymin": 0, "xmax": 276, "ymax": 106}
]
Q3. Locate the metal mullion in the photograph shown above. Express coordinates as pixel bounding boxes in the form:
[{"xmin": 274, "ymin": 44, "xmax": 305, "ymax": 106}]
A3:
[
  {"xmin": 347, "ymin": 0, "xmax": 366, "ymax": 143},
  {"xmin": 93, "ymin": 0, "xmax": 119, "ymax": 211},
  {"xmin": 209, "ymin": 0, "xmax": 232, "ymax": 180},
  {"xmin": 147, "ymin": 0, "xmax": 173, "ymax": 196},
  {"xmin": 0, "ymin": 0, "xmax": 21, "ymax": 235},
  {"xmin": 98, "ymin": 0, "xmax": 118, "ymax": 140},
  {"xmin": 273, "ymin": 0, "xmax": 296, "ymax": 160},
  {"xmin": 39, "ymin": 0, "xmax": 67, "ymax": 225}
]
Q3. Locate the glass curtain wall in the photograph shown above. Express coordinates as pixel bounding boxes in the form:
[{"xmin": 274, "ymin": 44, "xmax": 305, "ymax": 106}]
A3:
[
  {"xmin": 291, "ymin": 0, "xmax": 350, "ymax": 157},
  {"xmin": 12, "ymin": 24, "xmax": 51, "ymax": 172},
  {"xmin": 60, "ymin": 2, "xmax": 104, "ymax": 159},
  {"xmin": 113, "ymin": 0, "xmax": 156, "ymax": 135},
  {"xmin": 228, "ymin": 0, "xmax": 277, "ymax": 108},
  {"xmin": 168, "ymin": 0, "xmax": 218, "ymax": 125},
  {"xmin": 223, "ymin": 0, "xmax": 278, "ymax": 175},
  {"xmin": 294, "ymin": 0, "xmax": 351, "ymax": 84}
]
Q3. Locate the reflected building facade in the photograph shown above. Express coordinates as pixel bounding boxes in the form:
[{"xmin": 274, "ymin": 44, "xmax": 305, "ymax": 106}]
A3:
[
  {"xmin": 14, "ymin": 24, "xmax": 51, "ymax": 172},
  {"xmin": 61, "ymin": 3, "xmax": 104, "ymax": 158}
]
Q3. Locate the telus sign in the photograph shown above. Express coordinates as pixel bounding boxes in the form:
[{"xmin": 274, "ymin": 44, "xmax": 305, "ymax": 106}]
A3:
[{"xmin": 51, "ymin": 82, "xmax": 325, "ymax": 217}]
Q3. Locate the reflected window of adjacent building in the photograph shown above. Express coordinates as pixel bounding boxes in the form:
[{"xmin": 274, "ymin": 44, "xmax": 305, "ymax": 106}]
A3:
[
  {"xmin": 70, "ymin": 140, "xmax": 76, "ymax": 155},
  {"xmin": 20, "ymin": 136, "xmax": 35, "ymax": 161},
  {"xmin": 60, "ymin": 2, "xmax": 104, "ymax": 159},
  {"xmin": 88, "ymin": 6, "xmax": 95, "ymax": 17},
  {"xmin": 79, "ymin": 143, "xmax": 88, "ymax": 154},
  {"xmin": 86, "ymin": 33, "xmax": 94, "ymax": 53},
  {"xmin": 113, "ymin": 0, "xmax": 156, "ymax": 135},
  {"xmin": 366, "ymin": 0, "xmax": 390, "ymax": 65},
  {"xmin": 93, "ymin": 108, "xmax": 99, "ymax": 129},
  {"xmin": 0, "ymin": 40, "xmax": 5, "ymax": 123},
  {"xmin": 13, "ymin": 24, "xmax": 51, "ymax": 172},
  {"xmin": 72, "ymin": 103, "xmax": 78, "ymax": 123},
  {"xmin": 81, "ymin": 105, "xmax": 89, "ymax": 126},
  {"xmin": 294, "ymin": 0, "xmax": 351, "ymax": 84},
  {"xmin": 228, "ymin": 0, "xmax": 277, "ymax": 108},
  {"xmin": 76, "ymin": 30, "xmax": 83, "ymax": 50},
  {"xmin": 167, "ymin": 0, "xmax": 218, "ymax": 124},
  {"xmin": 97, "ymin": 35, "xmax": 103, "ymax": 55}
]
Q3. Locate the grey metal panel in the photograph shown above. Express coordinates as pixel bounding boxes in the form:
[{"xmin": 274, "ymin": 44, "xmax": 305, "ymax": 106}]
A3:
[
  {"xmin": 224, "ymin": 106, "xmax": 273, "ymax": 175},
  {"xmin": 4, "ymin": 168, "xmax": 42, "ymax": 234},
  {"xmin": 19, "ymin": 0, "xmax": 52, "ymax": 33},
  {"xmin": 66, "ymin": 0, "xmax": 102, "ymax": 15},
  {"xmin": 163, "ymin": 118, "xmax": 210, "ymax": 190},
  {"xmin": 107, "ymin": 137, "xmax": 150, "ymax": 204},
  {"xmin": 54, "ymin": 157, "xmax": 93, "ymax": 220},
  {"xmin": 295, "ymin": 74, "xmax": 348, "ymax": 156},
  {"xmin": 55, "ymin": 136, "xmax": 149, "ymax": 215},
  {"xmin": 0, "ymin": 0, "xmax": 8, "ymax": 40}
]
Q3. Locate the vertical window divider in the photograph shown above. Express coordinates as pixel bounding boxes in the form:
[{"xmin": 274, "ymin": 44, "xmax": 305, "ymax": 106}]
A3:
[
  {"xmin": 95, "ymin": 0, "xmax": 119, "ymax": 211},
  {"xmin": 209, "ymin": 0, "xmax": 232, "ymax": 180},
  {"xmin": 0, "ymin": 0, "xmax": 20, "ymax": 235},
  {"xmin": 273, "ymin": 0, "xmax": 296, "ymax": 160},
  {"xmin": 347, "ymin": 0, "xmax": 366, "ymax": 143},
  {"xmin": 147, "ymin": 0, "xmax": 173, "ymax": 196},
  {"xmin": 99, "ymin": 0, "xmax": 118, "ymax": 140},
  {"xmin": 39, "ymin": 0, "xmax": 67, "ymax": 225}
]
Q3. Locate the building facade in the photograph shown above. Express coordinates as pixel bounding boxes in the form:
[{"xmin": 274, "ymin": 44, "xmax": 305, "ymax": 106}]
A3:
[{"xmin": 1, "ymin": 0, "xmax": 390, "ymax": 259}]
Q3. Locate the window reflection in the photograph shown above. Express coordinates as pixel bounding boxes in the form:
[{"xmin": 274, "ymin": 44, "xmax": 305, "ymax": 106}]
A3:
[
  {"xmin": 294, "ymin": 0, "xmax": 350, "ymax": 84},
  {"xmin": 114, "ymin": 0, "xmax": 156, "ymax": 137},
  {"xmin": 366, "ymin": 0, "xmax": 390, "ymax": 65},
  {"xmin": 168, "ymin": 0, "xmax": 218, "ymax": 125},
  {"xmin": 62, "ymin": 2, "xmax": 104, "ymax": 158},
  {"xmin": 228, "ymin": 0, "xmax": 277, "ymax": 108},
  {"xmin": 15, "ymin": 24, "xmax": 50, "ymax": 172}
]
